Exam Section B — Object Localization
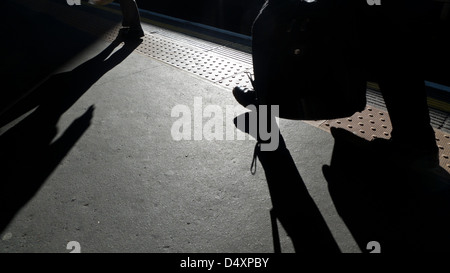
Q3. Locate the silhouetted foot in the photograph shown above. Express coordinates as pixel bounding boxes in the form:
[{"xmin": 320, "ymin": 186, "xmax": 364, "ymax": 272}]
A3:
[
  {"xmin": 370, "ymin": 137, "xmax": 439, "ymax": 169},
  {"xmin": 330, "ymin": 127, "xmax": 440, "ymax": 169},
  {"xmin": 232, "ymin": 86, "xmax": 258, "ymax": 107},
  {"xmin": 118, "ymin": 27, "xmax": 144, "ymax": 40}
]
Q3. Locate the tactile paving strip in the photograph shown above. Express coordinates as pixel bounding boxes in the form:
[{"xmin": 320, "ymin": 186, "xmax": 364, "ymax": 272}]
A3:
[
  {"xmin": 321, "ymin": 106, "xmax": 392, "ymax": 141},
  {"xmin": 100, "ymin": 25, "xmax": 254, "ymax": 85},
  {"xmin": 320, "ymin": 106, "xmax": 450, "ymax": 171},
  {"xmin": 217, "ymin": 72, "xmax": 254, "ymax": 90},
  {"xmin": 436, "ymin": 130, "xmax": 450, "ymax": 169}
]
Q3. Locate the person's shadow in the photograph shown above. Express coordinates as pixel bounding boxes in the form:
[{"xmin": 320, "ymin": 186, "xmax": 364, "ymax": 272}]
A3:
[
  {"xmin": 234, "ymin": 111, "xmax": 341, "ymax": 253},
  {"xmin": 235, "ymin": 110, "xmax": 450, "ymax": 253},
  {"xmin": 0, "ymin": 38, "xmax": 142, "ymax": 233},
  {"xmin": 323, "ymin": 127, "xmax": 450, "ymax": 253}
]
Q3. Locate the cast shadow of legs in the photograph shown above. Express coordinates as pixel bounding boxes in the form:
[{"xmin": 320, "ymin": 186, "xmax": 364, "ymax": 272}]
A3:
[
  {"xmin": 234, "ymin": 112, "xmax": 341, "ymax": 253},
  {"xmin": 0, "ymin": 38, "xmax": 142, "ymax": 233},
  {"xmin": 323, "ymin": 127, "xmax": 450, "ymax": 253}
]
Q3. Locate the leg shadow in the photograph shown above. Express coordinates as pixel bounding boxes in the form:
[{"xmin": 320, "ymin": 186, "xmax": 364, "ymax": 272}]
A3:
[
  {"xmin": 0, "ymin": 38, "xmax": 142, "ymax": 128},
  {"xmin": 323, "ymin": 127, "xmax": 450, "ymax": 252},
  {"xmin": 234, "ymin": 112, "xmax": 341, "ymax": 253},
  {"xmin": 0, "ymin": 38, "xmax": 142, "ymax": 232}
]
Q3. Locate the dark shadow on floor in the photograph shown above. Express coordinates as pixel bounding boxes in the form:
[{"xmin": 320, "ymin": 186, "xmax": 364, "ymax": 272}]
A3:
[
  {"xmin": 0, "ymin": 0, "xmax": 122, "ymax": 116},
  {"xmin": 0, "ymin": 38, "xmax": 142, "ymax": 233},
  {"xmin": 323, "ymin": 127, "xmax": 450, "ymax": 253},
  {"xmin": 234, "ymin": 112, "xmax": 341, "ymax": 253}
]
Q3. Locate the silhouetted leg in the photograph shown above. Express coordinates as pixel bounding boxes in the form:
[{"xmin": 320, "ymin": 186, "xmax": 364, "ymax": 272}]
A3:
[
  {"xmin": 378, "ymin": 65, "xmax": 436, "ymax": 151},
  {"xmin": 119, "ymin": 0, "xmax": 142, "ymax": 29},
  {"xmin": 357, "ymin": 2, "xmax": 438, "ymax": 164},
  {"xmin": 251, "ymin": 0, "xmax": 289, "ymax": 107}
]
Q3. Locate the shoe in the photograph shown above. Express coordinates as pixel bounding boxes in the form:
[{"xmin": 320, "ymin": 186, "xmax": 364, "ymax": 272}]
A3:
[
  {"xmin": 232, "ymin": 86, "xmax": 258, "ymax": 107},
  {"xmin": 119, "ymin": 27, "xmax": 144, "ymax": 40}
]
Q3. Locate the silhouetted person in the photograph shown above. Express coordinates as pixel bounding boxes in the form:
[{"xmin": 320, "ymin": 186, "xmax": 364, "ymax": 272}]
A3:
[{"xmin": 233, "ymin": 0, "xmax": 439, "ymax": 168}]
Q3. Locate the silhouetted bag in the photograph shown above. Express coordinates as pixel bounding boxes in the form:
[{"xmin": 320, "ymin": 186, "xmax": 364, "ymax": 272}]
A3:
[{"xmin": 251, "ymin": 0, "xmax": 366, "ymax": 120}]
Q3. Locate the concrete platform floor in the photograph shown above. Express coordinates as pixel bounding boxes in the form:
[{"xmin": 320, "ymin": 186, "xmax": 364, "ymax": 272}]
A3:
[{"xmin": 1, "ymin": 0, "xmax": 449, "ymax": 254}]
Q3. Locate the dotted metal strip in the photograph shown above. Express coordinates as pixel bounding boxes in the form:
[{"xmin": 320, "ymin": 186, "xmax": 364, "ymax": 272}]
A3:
[
  {"xmin": 320, "ymin": 106, "xmax": 450, "ymax": 170},
  {"xmin": 321, "ymin": 106, "xmax": 392, "ymax": 141},
  {"xmin": 217, "ymin": 72, "xmax": 253, "ymax": 90},
  {"xmin": 436, "ymin": 130, "xmax": 450, "ymax": 169},
  {"xmin": 155, "ymin": 29, "xmax": 224, "ymax": 52},
  {"xmin": 211, "ymin": 46, "xmax": 253, "ymax": 65},
  {"xmin": 99, "ymin": 25, "xmax": 254, "ymax": 85}
]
